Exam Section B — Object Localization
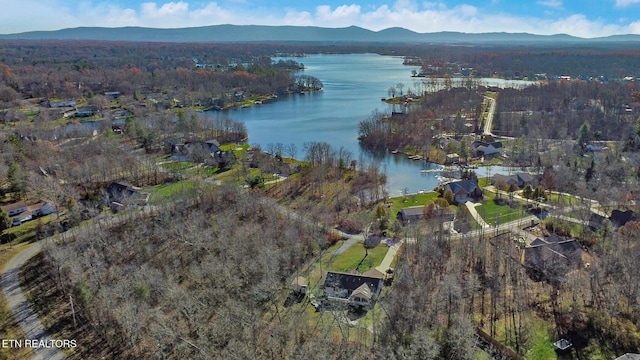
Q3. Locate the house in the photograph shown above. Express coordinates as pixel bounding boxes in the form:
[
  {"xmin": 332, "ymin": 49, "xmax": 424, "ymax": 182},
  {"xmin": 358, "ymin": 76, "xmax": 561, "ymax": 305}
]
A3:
[
  {"xmin": 471, "ymin": 141, "xmax": 503, "ymax": 157},
  {"xmin": 397, "ymin": 205, "xmax": 455, "ymax": 229},
  {"xmin": 75, "ymin": 106, "xmax": 99, "ymax": 117},
  {"xmin": 491, "ymin": 173, "xmax": 537, "ymax": 188},
  {"xmin": 524, "ymin": 234, "xmax": 582, "ymax": 283},
  {"xmin": 323, "ymin": 271, "xmax": 384, "ymax": 309},
  {"xmin": 106, "ymin": 182, "xmax": 149, "ymax": 207},
  {"xmin": 2, "ymin": 200, "xmax": 57, "ymax": 226},
  {"xmin": 441, "ymin": 180, "xmax": 483, "ymax": 203},
  {"xmin": 47, "ymin": 99, "xmax": 77, "ymax": 108},
  {"xmin": 11, "ymin": 212, "xmax": 32, "ymax": 226},
  {"xmin": 172, "ymin": 139, "xmax": 221, "ymax": 159},
  {"xmin": 396, "ymin": 206, "xmax": 424, "ymax": 223},
  {"xmin": 29, "ymin": 200, "xmax": 56, "ymax": 217},
  {"xmin": 2, "ymin": 202, "xmax": 28, "ymax": 217}
]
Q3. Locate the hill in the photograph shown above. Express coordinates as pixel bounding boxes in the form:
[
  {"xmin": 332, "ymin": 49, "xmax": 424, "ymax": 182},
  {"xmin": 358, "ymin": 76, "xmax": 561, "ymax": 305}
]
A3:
[{"xmin": 2, "ymin": 24, "xmax": 640, "ymax": 44}]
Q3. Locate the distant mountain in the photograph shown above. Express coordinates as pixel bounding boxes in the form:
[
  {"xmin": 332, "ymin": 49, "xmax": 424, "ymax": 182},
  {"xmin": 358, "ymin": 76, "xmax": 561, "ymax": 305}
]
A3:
[{"xmin": 1, "ymin": 25, "xmax": 640, "ymax": 44}]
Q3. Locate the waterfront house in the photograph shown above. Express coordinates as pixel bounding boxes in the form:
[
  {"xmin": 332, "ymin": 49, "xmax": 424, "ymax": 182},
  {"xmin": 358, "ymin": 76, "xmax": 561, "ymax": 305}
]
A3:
[
  {"xmin": 396, "ymin": 206, "xmax": 425, "ymax": 223},
  {"xmin": 441, "ymin": 180, "xmax": 483, "ymax": 203},
  {"xmin": 471, "ymin": 140, "xmax": 503, "ymax": 157}
]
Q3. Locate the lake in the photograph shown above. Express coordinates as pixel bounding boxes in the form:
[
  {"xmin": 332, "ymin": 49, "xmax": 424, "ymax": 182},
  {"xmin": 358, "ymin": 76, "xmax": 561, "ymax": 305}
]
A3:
[{"xmin": 204, "ymin": 53, "xmax": 529, "ymax": 196}]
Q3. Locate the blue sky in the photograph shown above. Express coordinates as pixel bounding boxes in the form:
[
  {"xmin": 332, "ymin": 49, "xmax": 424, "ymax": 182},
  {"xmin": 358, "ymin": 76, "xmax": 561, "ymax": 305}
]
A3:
[{"xmin": 1, "ymin": 0, "xmax": 640, "ymax": 37}]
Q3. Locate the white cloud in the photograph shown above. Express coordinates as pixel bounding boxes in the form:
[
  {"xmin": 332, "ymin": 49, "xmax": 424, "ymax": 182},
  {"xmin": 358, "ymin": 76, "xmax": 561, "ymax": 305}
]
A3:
[
  {"xmin": 616, "ymin": 0, "xmax": 640, "ymax": 7},
  {"xmin": 1, "ymin": 1, "xmax": 640, "ymax": 37},
  {"xmin": 141, "ymin": 2, "xmax": 189, "ymax": 18},
  {"xmin": 537, "ymin": 0, "xmax": 563, "ymax": 9},
  {"xmin": 629, "ymin": 20, "xmax": 640, "ymax": 33},
  {"xmin": 316, "ymin": 5, "xmax": 361, "ymax": 21}
]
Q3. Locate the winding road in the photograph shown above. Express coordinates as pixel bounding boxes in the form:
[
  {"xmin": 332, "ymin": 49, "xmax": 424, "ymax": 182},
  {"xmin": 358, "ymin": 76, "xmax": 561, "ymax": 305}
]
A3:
[{"xmin": 1, "ymin": 240, "xmax": 66, "ymax": 360}]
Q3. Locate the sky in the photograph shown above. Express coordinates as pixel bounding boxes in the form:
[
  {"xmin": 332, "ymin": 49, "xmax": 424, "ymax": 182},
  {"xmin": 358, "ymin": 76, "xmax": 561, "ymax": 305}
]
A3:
[{"xmin": 1, "ymin": 0, "xmax": 640, "ymax": 38}]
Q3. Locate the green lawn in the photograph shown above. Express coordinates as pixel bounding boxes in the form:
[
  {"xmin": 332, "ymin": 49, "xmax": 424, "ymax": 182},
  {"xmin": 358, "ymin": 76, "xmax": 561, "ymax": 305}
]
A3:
[
  {"xmin": 524, "ymin": 318, "xmax": 557, "ymax": 359},
  {"xmin": 388, "ymin": 192, "xmax": 440, "ymax": 218},
  {"xmin": 184, "ymin": 165, "xmax": 219, "ymax": 178},
  {"xmin": 476, "ymin": 199, "xmax": 526, "ymax": 225},
  {"xmin": 547, "ymin": 193, "xmax": 579, "ymax": 207},
  {"xmin": 324, "ymin": 242, "xmax": 388, "ymax": 273},
  {"xmin": 160, "ymin": 161, "xmax": 195, "ymax": 172},
  {"xmin": 2, "ymin": 214, "xmax": 57, "ymax": 243},
  {"xmin": 145, "ymin": 180, "xmax": 200, "ymax": 204}
]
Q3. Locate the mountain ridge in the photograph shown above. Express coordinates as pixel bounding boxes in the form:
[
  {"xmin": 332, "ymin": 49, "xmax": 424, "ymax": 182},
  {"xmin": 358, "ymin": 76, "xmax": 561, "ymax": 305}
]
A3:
[{"xmin": 1, "ymin": 24, "xmax": 640, "ymax": 44}]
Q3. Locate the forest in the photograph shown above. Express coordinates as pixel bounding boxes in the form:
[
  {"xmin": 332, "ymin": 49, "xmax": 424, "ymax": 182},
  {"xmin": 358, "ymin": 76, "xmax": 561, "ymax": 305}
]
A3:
[{"xmin": 1, "ymin": 39, "xmax": 640, "ymax": 359}]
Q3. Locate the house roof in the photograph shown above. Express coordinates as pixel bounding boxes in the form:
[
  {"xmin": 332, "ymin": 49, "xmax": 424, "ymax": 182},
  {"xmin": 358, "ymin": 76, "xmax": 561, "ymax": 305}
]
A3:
[
  {"xmin": 2, "ymin": 201, "xmax": 28, "ymax": 213},
  {"xmin": 351, "ymin": 283, "xmax": 373, "ymax": 300},
  {"xmin": 106, "ymin": 182, "xmax": 148, "ymax": 204},
  {"xmin": 525, "ymin": 235, "xmax": 582, "ymax": 273},
  {"xmin": 530, "ymin": 238, "xmax": 547, "ymax": 247},
  {"xmin": 516, "ymin": 173, "xmax": 534, "ymax": 183},
  {"xmin": 323, "ymin": 271, "xmax": 383, "ymax": 299},
  {"xmin": 443, "ymin": 180, "xmax": 481, "ymax": 195},
  {"xmin": 362, "ymin": 269, "xmax": 385, "ymax": 279},
  {"xmin": 400, "ymin": 206, "xmax": 424, "ymax": 218},
  {"xmin": 204, "ymin": 139, "xmax": 220, "ymax": 147},
  {"xmin": 491, "ymin": 173, "xmax": 536, "ymax": 186}
]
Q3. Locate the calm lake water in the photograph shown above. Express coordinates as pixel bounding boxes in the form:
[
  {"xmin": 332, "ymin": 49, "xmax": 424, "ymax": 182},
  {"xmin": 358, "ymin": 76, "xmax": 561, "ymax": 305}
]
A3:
[{"xmin": 205, "ymin": 53, "xmax": 525, "ymax": 196}]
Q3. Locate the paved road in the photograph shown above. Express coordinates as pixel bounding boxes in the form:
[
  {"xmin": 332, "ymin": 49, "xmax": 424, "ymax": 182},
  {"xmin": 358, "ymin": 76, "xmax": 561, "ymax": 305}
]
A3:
[
  {"xmin": 483, "ymin": 96, "xmax": 497, "ymax": 136},
  {"xmin": 1, "ymin": 240, "xmax": 66, "ymax": 360}
]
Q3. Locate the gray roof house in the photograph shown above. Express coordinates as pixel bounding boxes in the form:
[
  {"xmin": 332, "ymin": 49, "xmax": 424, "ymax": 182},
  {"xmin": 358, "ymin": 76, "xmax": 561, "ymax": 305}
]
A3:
[
  {"xmin": 106, "ymin": 182, "xmax": 149, "ymax": 207},
  {"xmin": 471, "ymin": 141, "xmax": 503, "ymax": 157},
  {"xmin": 441, "ymin": 180, "xmax": 483, "ymax": 203},
  {"xmin": 524, "ymin": 234, "xmax": 582, "ymax": 283},
  {"xmin": 491, "ymin": 173, "xmax": 537, "ymax": 188},
  {"xmin": 396, "ymin": 206, "xmax": 425, "ymax": 223},
  {"xmin": 323, "ymin": 271, "xmax": 384, "ymax": 309}
]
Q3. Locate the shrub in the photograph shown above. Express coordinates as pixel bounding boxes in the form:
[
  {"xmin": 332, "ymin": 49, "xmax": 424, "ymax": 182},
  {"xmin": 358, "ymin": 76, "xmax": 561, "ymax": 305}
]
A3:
[
  {"xmin": 326, "ymin": 231, "xmax": 341, "ymax": 246},
  {"xmin": 336, "ymin": 218, "xmax": 363, "ymax": 234}
]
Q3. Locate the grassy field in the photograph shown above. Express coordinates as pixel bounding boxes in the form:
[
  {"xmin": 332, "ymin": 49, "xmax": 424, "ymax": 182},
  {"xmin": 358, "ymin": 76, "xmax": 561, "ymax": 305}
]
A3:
[
  {"xmin": 2, "ymin": 214, "xmax": 57, "ymax": 244},
  {"xmin": 327, "ymin": 243, "xmax": 388, "ymax": 273},
  {"xmin": 387, "ymin": 191, "xmax": 440, "ymax": 218},
  {"xmin": 145, "ymin": 179, "xmax": 201, "ymax": 204},
  {"xmin": 476, "ymin": 199, "xmax": 527, "ymax": 225}
]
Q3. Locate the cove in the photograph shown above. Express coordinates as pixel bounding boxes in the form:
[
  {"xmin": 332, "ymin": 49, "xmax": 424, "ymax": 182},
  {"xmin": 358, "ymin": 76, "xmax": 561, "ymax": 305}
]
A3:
[{"xmin": 204, "ymin": 53, "xmax": 521, "ymax": 196}]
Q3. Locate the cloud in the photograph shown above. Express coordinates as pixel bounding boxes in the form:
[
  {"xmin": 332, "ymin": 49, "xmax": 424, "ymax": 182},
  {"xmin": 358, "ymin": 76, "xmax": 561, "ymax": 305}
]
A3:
[
  {"xmin": 615, "ymin": 0, "xmax": 640, "ymax": 7},
  {"xmin": 537, "ymin": 0, "xmax": 563, "ymax": 9},
  {"xmin": 0, "ymin": 1, "xmax": 639, "ymax": 37},
  {"xmin": 141, "ymin": 2, "xmax": 189, "ymax": 18},
  {"xmin": 316, "ymin": 4, "xmax": 362, "ymax": 23}
]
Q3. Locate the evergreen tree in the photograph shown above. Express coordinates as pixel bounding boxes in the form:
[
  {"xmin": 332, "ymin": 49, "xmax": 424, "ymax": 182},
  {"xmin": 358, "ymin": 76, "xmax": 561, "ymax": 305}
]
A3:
[{"xmin": 0, "ymin": 207, "xmax": 11, "ymax": 232}]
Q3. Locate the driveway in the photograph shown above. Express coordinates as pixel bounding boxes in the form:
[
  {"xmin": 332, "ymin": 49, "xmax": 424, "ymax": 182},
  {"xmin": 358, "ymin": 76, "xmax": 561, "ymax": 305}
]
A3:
[{"xmin": 2, "ymin": 241, "xmax": 66, "ymax": 360}]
